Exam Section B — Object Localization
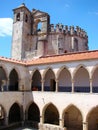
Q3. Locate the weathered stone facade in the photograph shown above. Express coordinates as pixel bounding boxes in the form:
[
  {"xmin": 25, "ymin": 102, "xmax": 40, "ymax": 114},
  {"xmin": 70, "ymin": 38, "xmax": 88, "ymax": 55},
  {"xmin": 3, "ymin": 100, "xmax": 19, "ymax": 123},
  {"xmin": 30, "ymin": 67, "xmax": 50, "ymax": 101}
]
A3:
[
  {"xmin": 11, "ymin": 3, "xmax": 88, "ymax": 60},
  {"xmin": 0, "ymin": 3, "xmax": 98, "ymax": 130}
]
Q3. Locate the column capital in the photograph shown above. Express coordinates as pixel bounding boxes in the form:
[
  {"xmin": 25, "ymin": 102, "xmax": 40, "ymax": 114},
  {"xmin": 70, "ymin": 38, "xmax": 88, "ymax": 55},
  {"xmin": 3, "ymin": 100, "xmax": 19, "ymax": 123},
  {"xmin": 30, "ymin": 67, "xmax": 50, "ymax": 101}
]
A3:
[
  {"xmin": 83, "ymin": 121, "xmax": 88, "ymax": 124},
  {"xmin": 83, "ymin": 121, "xmax": 88, "ymax": 130},
  {"xmin": 55, "ymin": 79, "xmax": 59, "ymax": 83},
  {"xmin": 41, "ymin": 79, "xmax": 45, "ymax": 83},
  {"xmin": 89, "ymin": 79, "xmax": 93, "ymax": 82}
]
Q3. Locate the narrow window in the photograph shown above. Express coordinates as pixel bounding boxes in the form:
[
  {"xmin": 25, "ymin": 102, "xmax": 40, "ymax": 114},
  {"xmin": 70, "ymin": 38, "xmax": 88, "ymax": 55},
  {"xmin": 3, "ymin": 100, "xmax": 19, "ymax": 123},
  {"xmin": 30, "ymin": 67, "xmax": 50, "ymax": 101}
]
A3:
[
  {"xmin": 74, "ymin": 38, "xmax": 78, "ymax": 51},
  {"xmin": 37, "ymin": 22, "xmax": 42, "ymax": 32},
  {"xmin": 16, "ymin": 13, "xmax": 20, "ymax": 21},
  {"xmin": 25, "ymin": 14, "xmax": 28, "ymax": 22}
]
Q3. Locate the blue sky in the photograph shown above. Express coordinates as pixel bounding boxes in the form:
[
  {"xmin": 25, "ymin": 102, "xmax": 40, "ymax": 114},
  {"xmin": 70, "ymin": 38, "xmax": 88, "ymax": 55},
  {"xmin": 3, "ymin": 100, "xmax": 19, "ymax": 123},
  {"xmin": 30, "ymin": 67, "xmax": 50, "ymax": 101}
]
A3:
[{"xmin": 0, "ymin": 0, "xmax": 98, "ymax": 58}]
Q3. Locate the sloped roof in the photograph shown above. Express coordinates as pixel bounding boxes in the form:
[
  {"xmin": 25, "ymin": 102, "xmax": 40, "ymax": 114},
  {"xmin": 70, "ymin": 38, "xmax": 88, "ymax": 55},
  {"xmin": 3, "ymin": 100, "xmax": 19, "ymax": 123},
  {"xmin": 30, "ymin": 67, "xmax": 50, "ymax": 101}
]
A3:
[
  {"xmin": 0, "ymin": 50, "xmax": 98, "ymax": 66},
  {"xmin": 0, "ymin": 56, "xmax": 26, "ymax": 65},
  {"xmin": 26, "ymin": 50, "xmax": 98, "ymax": 66}
]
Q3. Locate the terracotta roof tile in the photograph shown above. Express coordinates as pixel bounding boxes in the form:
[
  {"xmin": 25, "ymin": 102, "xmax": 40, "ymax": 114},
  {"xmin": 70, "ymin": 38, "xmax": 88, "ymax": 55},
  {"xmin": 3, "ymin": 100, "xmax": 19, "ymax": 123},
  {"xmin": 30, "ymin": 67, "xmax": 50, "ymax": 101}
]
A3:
[
  {"xmin": 0, "ymin": 50, "xmax": 98, "ymax": 66},
  {"xmin": 26, "ymin": 50, "xmax": 98, "ymax": 66},
  {"xmin": 0, "ymin": 56, "xmax": 26, "ymax": 65}
]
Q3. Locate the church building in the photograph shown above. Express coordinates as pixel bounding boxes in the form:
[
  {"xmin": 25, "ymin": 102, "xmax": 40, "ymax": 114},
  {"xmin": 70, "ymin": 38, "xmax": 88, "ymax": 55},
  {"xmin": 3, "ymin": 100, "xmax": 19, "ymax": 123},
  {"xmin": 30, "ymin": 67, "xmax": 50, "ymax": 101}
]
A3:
[{"xmin": 0, "ymin": 3, "xmax": 98, "ymax": 130}]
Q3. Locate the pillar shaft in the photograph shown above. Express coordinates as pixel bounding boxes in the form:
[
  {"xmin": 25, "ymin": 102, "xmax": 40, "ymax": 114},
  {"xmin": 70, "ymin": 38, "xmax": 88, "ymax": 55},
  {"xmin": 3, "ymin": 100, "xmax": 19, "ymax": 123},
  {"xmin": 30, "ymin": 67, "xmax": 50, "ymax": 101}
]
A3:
[
  {"xmin": 83, "ymin": 122, "xmax": 88, "ymax": 130},
  {"xmin": 41, "ymin": 80, "xmax": 45, "ymax": 92},
  {"xmin": 71, "ymin": 79, "xmax": 74, "ymax": 93},
  {"xmin": 55, "ymin": 79, "xmax": 59, "ymax": 92},
  {"xmin": 90, "ymin": 79, "xmax": 93, "ymax": 93}
]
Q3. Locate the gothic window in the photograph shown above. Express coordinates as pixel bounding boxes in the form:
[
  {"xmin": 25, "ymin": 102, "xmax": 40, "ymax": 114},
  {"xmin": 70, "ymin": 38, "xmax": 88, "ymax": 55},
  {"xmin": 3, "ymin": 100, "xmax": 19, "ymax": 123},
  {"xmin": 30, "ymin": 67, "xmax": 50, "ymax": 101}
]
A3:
[
  {"xmin": 16, "ymin": 13, "xmax": 20, "ymax": 21},
  {"xmin": 9, "ymin": 69, "xmax": 19, "ymax": 91},
  {"xmin": 33, "ymin": 20, "xmax": 42, "ymax": 34},
  {"xmin": 74, "ymin": 38, "xmax": 78, "ymax": 51},
  {"xmin": 25, "ymin": 14, "xmax": 28, "ymax": 22}
]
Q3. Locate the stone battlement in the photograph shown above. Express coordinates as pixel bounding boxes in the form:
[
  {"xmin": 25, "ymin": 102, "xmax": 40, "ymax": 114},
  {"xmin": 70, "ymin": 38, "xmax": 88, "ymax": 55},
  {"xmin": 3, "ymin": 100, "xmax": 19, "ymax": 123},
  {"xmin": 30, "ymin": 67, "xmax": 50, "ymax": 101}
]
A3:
[{"xmin": 50, "ymin": 24, "xmax": 88, "ymax": 38}]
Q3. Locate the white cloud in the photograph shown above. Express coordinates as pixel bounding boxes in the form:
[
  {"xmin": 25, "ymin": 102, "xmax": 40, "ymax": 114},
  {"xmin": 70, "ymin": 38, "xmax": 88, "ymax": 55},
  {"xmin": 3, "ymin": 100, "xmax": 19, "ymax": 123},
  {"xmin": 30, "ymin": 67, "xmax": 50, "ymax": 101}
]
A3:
[{"xmin": 0, "ymin": 18, "xmax": 13, "ymax": 37}]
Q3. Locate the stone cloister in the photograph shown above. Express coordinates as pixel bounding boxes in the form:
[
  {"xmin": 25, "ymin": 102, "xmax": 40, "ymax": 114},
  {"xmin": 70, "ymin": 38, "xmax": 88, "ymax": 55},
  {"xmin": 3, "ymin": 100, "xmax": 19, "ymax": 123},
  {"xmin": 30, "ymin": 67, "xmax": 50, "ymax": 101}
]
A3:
[
  {"xmin": 0, "ymin": 64, "xmax": 98, "ymax": 93},
  {"xmin": 0, "ymin": 60, "xmax": 98, "ymax": 130}
]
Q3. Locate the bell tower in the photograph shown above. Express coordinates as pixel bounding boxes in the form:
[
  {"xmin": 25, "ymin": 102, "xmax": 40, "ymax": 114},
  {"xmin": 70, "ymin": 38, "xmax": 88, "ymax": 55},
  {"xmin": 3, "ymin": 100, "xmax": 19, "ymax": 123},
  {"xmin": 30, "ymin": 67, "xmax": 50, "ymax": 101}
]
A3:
[{"xmin": 11, "ymin": 3, "xmax": 32, "ymax": 60}]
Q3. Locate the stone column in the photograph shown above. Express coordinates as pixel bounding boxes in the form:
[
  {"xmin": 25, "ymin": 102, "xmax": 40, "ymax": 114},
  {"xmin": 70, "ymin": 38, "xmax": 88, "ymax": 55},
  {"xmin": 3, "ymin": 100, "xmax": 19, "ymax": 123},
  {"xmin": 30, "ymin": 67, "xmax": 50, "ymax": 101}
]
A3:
[
  {"xmin": 40, "ymin": 115, "xmax": 43, "ymax": 124},
  {"xmin": 83, "ymin": 122, "xmax": 88, "ymax": 130},
  {"xmin": 5, "ymin": 116, "xmax": 8, "ymax": 126},
  {"xmin": 55, "ymin": 79, "xmax": 59, "ymax": 92},
  {"xmin": 18, "ymin": 78, "xmax": 21, "ymax": 91},
  {"xmin": 90, "ymin": 79, "xmax": 93, "ymax": 93},
  {"xmin": 71, "ymin": 79, "xmax": 74, "ymax": 93},
  {"xmin": 6, "ymin": 78, "xmax": 10, "ymax": 91},
  {"xmin": 41, "ymin": 79, "xmax": 45, "ymax": 92},
  {"xmin": 31, "ymin": 79, "xmax": 33, "ymax": 91},
  {"xmin": 59, "ymin": 118, "xmax": 64, "ymax": 128},
  {"xmin": 59, "ymin": 114, "xmax": 64, "ymax": 128},
  {"xmin": 1, "ymin": 80, "xmax": 7, "ymax": 91}
]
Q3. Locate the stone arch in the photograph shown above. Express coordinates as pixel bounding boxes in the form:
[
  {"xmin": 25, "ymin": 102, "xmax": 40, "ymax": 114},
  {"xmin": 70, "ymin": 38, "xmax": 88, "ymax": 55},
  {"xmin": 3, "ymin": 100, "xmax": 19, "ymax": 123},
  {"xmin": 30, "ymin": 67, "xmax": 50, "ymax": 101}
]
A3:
[
  {"xmin": 43, "ymin": 103, "xmax": 59, "ymax": 125},
  {"xmin": 9, "ymin": 68, "xmax": 19, "ymax": 91},
  {"xmin": 91, "ymin": 65, "xmax": 98, "ymax": 93},
  {"xmin": 56, "ymin": 66, "xmax": 71, "ymax": 78},
  {"xmin": 62, "ymin": 104, "xmax": 83, "ymax": 130},
  {"xmin": 73, "ymin": 65, "xmax": 90, "ymax": 92},
  {"xmin": 57, "ymin": 66, "xmax": 72, "ymax": 92},
  {"xmin": 43, "ymin": 67, "xmax": 55, "ymax": 79},
  {"xmin": 27, "ymin": 102, "xmax": 40, "ymax": 123},
  {"xmin": 86, "ymin": 106, "xmax": 98, "ymax": 130},
  {"xmin": 31, "ymin": 69, "xmax": 41, "ymax": 91},
  {"xmin": 11, "ymin": 66, "xmax": 21, "ymax": 80},
  {"xmin": 91, "ymin": 64, "xmax": 98, "ymax": 78},
  {"xmin": 0, "ymin": 105, "xmax": 6, "ymax": 126},
  {"xmin": 73, "ymin": 64, "xmax": 90, "ymax": 79},
  {"xmin": 33, "ymin": 19, "xmax": 42, "ymax": 34},
  {"xmin": 37, "ymin": 20, "xmax": 42, "ymax": 32},
  {"xmin": 8, "ymin": 103, "xmax": 21, "ymax": 124},
  {"xmin": 44, "ymin": 68, "xmax": 56, "ymax": 91},
  {"xmin": 0, "ymin": 66, "xmax": 7, "ymax": 91},
  {"xmin": 0, "ymin": 64, "xmax": 8, "ymax": 78}
]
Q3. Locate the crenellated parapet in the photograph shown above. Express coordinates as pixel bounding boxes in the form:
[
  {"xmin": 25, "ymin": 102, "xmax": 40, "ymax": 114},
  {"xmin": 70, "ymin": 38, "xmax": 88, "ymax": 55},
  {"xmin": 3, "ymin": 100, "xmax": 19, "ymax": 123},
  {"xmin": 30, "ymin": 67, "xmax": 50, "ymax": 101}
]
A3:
[{"xmin": 49, "ymin": 24, "xmax": 88, "ymax": 38}]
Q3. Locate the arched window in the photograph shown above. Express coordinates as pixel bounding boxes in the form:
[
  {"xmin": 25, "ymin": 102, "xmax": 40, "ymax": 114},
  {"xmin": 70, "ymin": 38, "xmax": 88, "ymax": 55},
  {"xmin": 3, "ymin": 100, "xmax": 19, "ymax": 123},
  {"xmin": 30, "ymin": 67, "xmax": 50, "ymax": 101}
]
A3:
[
  {"xmin": 31, "ymin": 70, "xmax": 41, "ymax": 91},
  {"xmin": 0, "ymin": 67, "xmax": 7, "ymax": 91},
  {"xmin": 44, "ymin": 103, "xmax": 59, "ymax": 125},
  {"xmin": 9, "ymin": 69, "xmax": 19, "ymax": 91},
  {"xmin": 37, "ymin": 22, "xmax": 42, "ymax": 32},
  {"xmin": 25, "ymin": 14, "xmax": 28, "ymax": 22},
  {"xmin": 28, "ymin": 102, "xmax": 40, "ymax": 122},
  {"xmin": 16, "ymin": 13, "xmax": 20, "ymax": 21},
  {"xmin": 44, "ymin": 69, "xmax": 56, "ymax": 91},
  {"xmin": 9, "ymin": 103, "xmax": 21, "ymax": 124},
  {"xmin": 87, "ymin": 106, "xmax": 98, "ymax": 130},
  {"xmin": 63, "ymin": 105, "xmax": 82, "ymax": 130}
]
